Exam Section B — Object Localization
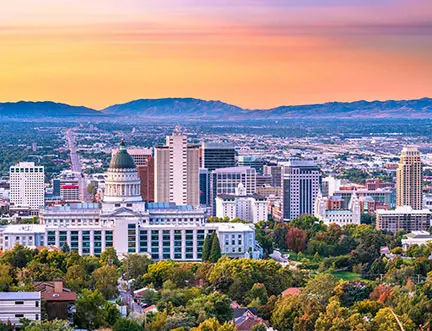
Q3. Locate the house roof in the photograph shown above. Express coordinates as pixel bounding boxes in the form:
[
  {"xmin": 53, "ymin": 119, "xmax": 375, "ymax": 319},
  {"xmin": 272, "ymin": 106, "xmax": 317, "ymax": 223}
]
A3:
[{"xmin": 281, "ymin": 287, "xmax": 302, "ymax": 297}]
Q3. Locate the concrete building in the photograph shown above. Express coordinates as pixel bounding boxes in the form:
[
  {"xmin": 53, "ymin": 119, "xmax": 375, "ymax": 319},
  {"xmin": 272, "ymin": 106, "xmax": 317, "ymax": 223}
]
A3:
[
  {"xmin": 332, "ymin": 188, "xmax": 393, "ymax": 211},
  {"xmin": 281, "ymin": 159, "xmax": 321, "ymax": 220},
  {"xmin": 210, "ymin": 167, "xmax": 257, "ymax": 216},
  {"xmin": 9, "ymin": 162, "xmax": 44, "ymax": 210},
  {"xmin": 216, "ymin": 184, "xmax": 267, "ymax": 223},
  {"xmin": 123, "ymin": 148, "xmax": 154, "ymax": 202},
  {"xmin": 401, "ymin": 231, "xmax": 432, "ymax": 250},
  {"xmin": 3, "ymin": 141, "xmax": 260, "ymax": 261},
  {"xmin": 396, "ymin": 147, "xmax": 423, "ymax": 210},
  {"xmin": 201, "ymin": 142, "xmax": 236, "ymax": 171},
  {"xmin": 0, "ymin": 292, "xmax": 41, "ymax": 326},
  {"xmin": 314, "ymin": 190, "xmax": 361, "ymax": 226},
  {"xmin": 376, "ymin": 206, "xmax": 432, "ymax": 234},
  {"xmin": 60, "ymin": 184, "xmax": 80, "ymax": 202},
  {"xmin": 263, "ymin": 165, "xmax": 282, "ymax": 188},
  {"xmin": 154, "ymin": 129, "xmax": 200, "ymax": 206}
]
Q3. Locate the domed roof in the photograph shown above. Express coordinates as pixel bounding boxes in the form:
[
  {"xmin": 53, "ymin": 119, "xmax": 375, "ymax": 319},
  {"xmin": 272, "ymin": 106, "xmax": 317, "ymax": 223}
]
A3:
[{"xmin": 109, "ymin": 140, "xmax": 136, "ymax": 170}]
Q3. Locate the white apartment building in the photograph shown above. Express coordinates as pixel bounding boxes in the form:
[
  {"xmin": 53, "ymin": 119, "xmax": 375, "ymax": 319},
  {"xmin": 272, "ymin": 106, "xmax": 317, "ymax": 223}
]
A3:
[
  {"xmin": 0, "ymin": 292, "xmax": 41, "ymax": 326},
  {"xmin": 281, "ymin": 159, "xmax": 321, "ymax": 220},
  {"xmin": 9, "ymin": 162, "xmax": 44, "ymax": 210},
  {"xmin": 210, "ymin": 166, "xmax": 257, "ymax": 215},
  {"xmin": 3, "ymin": 141, "xmax": 260, "ymax": 261},
  {"xmin": 154, "ymin": 129, "xmax": 200, "ymax": 206},
  {"xmin": 314, "ymin": 191, "xmax": 361, "ymax": 226},
  {"xmin": 216, "ymin": 184, "xmax": 268, "ymax": 223}
]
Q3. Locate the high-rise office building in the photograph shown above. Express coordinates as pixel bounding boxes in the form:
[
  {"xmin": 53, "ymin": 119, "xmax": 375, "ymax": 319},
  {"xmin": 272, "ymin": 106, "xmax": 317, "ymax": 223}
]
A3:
[
  {"xmin": 202, "ymin": 142, "xmax": 236, "ymax": 171},
  {"xmin": 238, "ymin": 156, "xmax": 265, "ymax": 175},
  {"xmin": 9, "ymin": 162, "xmax": 45, "ymax": 210},
  {"xmin": 200, "ymin": 168, "xmax": 210, "ymax": 206},
  {"xmin": 154, "ymin": 130, "xmax": 200, "ymax": 206},
  {"xmin": 281, "ymin": 159, "xmax": 320, "ymax": 220},
  {"xmin": 263, "ymin": 165, "xmax": 282, "ymax": 188},
  {"xmin": 396, "ymin": 147, "xmax": 423, "ymax": 210},
  {"xmin": 210, "ymin": 166, "xmax": 256, "ymax": 215}
]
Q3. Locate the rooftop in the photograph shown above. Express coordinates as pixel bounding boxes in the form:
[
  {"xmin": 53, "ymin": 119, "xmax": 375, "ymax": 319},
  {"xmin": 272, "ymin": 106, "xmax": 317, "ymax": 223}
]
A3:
[
  {"xmin": 3, "ymin": 224, "xmax": 46, "ymax": 234},
  {"xmin": 0, "ymin": 292, "xmax": 40, "ymax": 300},
  {"xmin": 213, "ymin": 166, "xmax": 254, "ymax": 174},
  {"xmin": 376, "ymin": 206, "xmax": 432, "ymax": 215}
]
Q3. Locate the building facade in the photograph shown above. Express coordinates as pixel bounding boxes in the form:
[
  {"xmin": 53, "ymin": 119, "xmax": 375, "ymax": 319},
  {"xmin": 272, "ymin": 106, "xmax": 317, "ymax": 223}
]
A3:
[
  {"xmin": 202, "ymin": 142, "xmax": 236, "ymax": 171},
  {"xmin": 210, "ymin": 167, "xmax": 257, "ymax": 216},
  {"xmin": 314, "ymin": 190, "xmax": 361, "ymax": 226},
  {"xmin": 154, "ymin": 129, "xmax": 200, "ymax": 206},
  {"xmin": 2, "ymin": 142, "xmax": 259, "ymax": 261},
  {"xmin": 396, "ymin": 147, "xmax": 423, "ymax": 210},
  {"xmin": 0, "ymin": 292, "xmax": 41, "ymax": 326},
  {"xmin": 9, "ymin": 162, "xmax": 44, "ymax": 210},
  {"xmin": 281, "ymin": 159, "xmax": 321, "ymax": 220},
  {"xmin": 376, "ymin": 206, "xmax": 432, "ymax": 234},
  {"xmin": 216, "ymin": 184, "xmax": 267, "ymax": 223}
]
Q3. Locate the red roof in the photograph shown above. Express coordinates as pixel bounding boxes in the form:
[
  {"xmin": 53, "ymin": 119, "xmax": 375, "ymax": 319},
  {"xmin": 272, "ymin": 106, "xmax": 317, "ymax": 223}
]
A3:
[{"xmin": 281, "ymin": 287, "xmax": 302, "ymax": 297}]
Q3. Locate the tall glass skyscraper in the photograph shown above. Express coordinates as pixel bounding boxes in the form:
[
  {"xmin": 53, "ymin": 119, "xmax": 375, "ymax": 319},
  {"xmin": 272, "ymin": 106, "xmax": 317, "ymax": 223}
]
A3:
[{"xmin": 201, "ymin": 142, "xmax": 236, "ymax": 171}]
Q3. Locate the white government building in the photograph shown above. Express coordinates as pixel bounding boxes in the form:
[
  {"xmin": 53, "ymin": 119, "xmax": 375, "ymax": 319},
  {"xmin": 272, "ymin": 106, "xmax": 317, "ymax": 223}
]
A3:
[{"xmin": 2, "ymin": 142, "xmax": 259, "ymax": 261}]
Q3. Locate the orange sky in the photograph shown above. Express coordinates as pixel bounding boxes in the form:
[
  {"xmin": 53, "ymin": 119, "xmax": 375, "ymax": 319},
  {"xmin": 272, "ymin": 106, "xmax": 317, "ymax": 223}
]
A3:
[{"xmin": 0, "ymin": 0, "xmax": 431, "ymax": 109}]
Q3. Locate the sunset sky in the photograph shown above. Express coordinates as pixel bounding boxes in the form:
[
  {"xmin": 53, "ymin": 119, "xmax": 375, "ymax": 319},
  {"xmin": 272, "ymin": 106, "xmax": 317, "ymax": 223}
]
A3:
[{"xmin": 0, "ymin": 0, "xmax": 431, "ymax": 109}]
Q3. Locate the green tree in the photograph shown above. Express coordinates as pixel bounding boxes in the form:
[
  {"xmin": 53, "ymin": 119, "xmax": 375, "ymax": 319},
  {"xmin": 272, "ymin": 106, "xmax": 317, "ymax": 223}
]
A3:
[
  {"xmin": 92, "ymin": 265, "xmax": 119, "ymax": 299},
  {"xmin": 373, "ymin": 308, "xmax": 416, "ymax": 331},
  {"xmin": 105, "ymin": 301, "xmax": 122, "ymax": 326},
  {"xmin": 304, "ymin": 274, "xmax": 338, "ymax": 305},
  {"xmin": 191, "ymin": 318, "xmax": 236, "ymax": 331},
  {"xmin": 202, "ymin": 234, "xmax": 212, "ymax": 262},
  {"xmin": 61, "ymin": 243, "xmax": 70, "ymax": 253},
  {"xmin": 187, "ymin": 292, "xmax": 234, "ymax": 324},
  {"xmin": 22, "ymin": 320, "xmax": 74, "ymax": 331},
  {"xmin": 113, "ymin": 318, "xmax": 143, "ymax": 331},
  {"xmin": 246, "ymin": 283, "xmax": 268, "ymax": 306},
  {"xmin": 100, "ymin": 247, "xmax": 121, "ymax": 267},
  {"xmin": 0, "ymin": 264, "xmax": 13, "ymax": 291},
  {"xmin": 251, "ymin": 323, "xmax": 267, "ymax": 331},
  {"xmin": 314, "ymin": 300, "xmax": 350, "ymax": 331},
  {"xmin": 64, "ymin": 264, "xmax": 90, "ymax": 292},
  {"xmin": 74, "ymin": 289, "xmax": 108, "ymax": 331},
  {"xmin": 0, "ymin": 244, "xmax": 34, "ymax": 268},
  {"xmin": 209, "ymin": 232, "xmax": 222, "ymax": 263},
  {"xmin": 146, "ymin": 260, "xmax": 178, "ymax": 288},
  {"xmin": 122, "ymin": 254, "xmax": 152, "ymax": 280}
]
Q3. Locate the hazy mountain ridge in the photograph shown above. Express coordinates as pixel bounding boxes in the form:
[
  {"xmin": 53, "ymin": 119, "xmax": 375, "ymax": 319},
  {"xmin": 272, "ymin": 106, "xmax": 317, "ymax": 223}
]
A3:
[{"xmin": 0, "ymin": 97, "xmax": 431, "ymax": 120}]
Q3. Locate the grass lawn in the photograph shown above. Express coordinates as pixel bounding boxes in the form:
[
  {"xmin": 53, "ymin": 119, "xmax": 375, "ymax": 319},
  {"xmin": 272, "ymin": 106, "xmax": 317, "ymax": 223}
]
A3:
[{"xmin": 331, "ymin": 271, "xmax": 362, "ymax": 281}]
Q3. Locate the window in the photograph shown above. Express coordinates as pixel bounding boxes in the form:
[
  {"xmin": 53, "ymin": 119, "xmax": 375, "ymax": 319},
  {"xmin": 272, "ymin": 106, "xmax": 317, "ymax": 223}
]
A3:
[
  {"xmin": 15, "ymin": 301, "xmax": 24, "ymax": 305},
  {"xmin": 35, "ymin": 301, "xmax": 39, "ymax": 307},
  {"xmin": 15, "ymin": 314, "xmax": 24, "ymax": 318},
  {"xmin": 36, "ymin": 314, "xmax": 39, "ymax": 320}
]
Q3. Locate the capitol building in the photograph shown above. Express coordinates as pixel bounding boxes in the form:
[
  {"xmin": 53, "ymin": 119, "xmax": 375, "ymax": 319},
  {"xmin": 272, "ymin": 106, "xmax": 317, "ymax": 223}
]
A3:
[{"xmin": 2, "ymin": 142, "xmax": 259, "ymax": 261}]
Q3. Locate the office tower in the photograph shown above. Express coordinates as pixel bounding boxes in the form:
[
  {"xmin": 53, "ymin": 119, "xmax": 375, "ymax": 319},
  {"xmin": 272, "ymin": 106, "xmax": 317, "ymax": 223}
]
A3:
[
  {"xmin": 60, "ymin": 184, "xmax": 80, "ymax": 202},
  {"xmin": 126, "ymin": 148, "xmax": 153, "ymax": 166},
  {"xmin": 376, "ymin": 206, "xmax": 431, "ymax": 234},
  {"xmin": 263, "ymin": 165, "xmax": 282, "ymax": 187},
  {"xmin": 210, "ymin": 166, "xmax": 256, "ymax": 215},
  {"xmin": 202, "ymin": 142, "xmax": 236, "ymax": 171},
  {"xmin": 396, "ymin": 147, "xmax": 423, "ymax": 210},
  {"xmin": 9, "ymin": 162, "xmax": 44, "ymax": 210},
  {"xmin": 154, "ymin": 130, "xmax": 200, "ymax": 206},
  {"xmin": 238, "ymin": 156, "xmax": 265, "ymax": 175},
  {"xmin": 200, "ymin": 168, "xmax": 210, "ymax": 206},
  {"xmin": 256, "ymin": 174, "xmax": 273, "ymax": 187},
  {"xmin": 281, "ymin": 159, "xmax": 320, "ymax": 220}
]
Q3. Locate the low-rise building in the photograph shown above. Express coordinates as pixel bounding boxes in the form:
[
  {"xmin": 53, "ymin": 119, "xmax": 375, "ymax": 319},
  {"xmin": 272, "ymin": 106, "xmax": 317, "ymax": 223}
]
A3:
[
  {"xmin": 0, "ymin": 292, "xmax": 41, "ymax": 326},
  {"xmin": 401, "ymin": 231, "xmax": 432, "ymax": 250},
  {"xmin": 376, "ymin": 206, "xmax": 432, "ymax": 234},
  {"xmin": 314, "ymin": 191, "xmax": 361, "ymax": 226}
]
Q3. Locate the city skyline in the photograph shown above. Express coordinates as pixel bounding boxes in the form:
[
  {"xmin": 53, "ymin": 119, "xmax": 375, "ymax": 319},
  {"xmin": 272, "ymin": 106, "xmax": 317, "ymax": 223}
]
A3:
[{"xmin": 0, "ymin": 0, "xmax": 431, "ymax": 109}]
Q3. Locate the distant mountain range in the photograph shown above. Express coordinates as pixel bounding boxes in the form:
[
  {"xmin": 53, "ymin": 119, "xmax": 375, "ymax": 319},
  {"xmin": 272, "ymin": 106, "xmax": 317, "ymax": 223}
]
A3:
[{"xmin": 0, "ymin": 97, "xmax": 431, "ymax": 120}]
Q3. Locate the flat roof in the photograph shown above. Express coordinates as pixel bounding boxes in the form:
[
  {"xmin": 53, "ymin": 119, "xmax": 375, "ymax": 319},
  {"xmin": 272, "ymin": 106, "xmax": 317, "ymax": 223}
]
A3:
[
  {"xmin": 3, "ymin": 224, "xmax": 46, "ymax": 234},
  {"xmin": 0, "ymin": 292, "xmax": 40, "ymax": 300}
]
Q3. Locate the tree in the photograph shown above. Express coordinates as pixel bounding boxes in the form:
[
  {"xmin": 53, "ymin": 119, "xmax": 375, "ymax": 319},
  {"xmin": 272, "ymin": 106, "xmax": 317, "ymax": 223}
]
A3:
[
  {"xmin": 373, "ymin": 308, "xmax": 416, "ymax": 331},
  {"xmin": 105, "ymin": 301, "xmax": 122, "ymax": 326},
  {"xmin": 165, "ymin": 312, "xmax": 196, "ymax": 330},
  {"xmin": 113, "ymin": 318, "xmax": 143, "ymax": 331},
  {"xmin": 92, "ymin": 265, "xmax": 119, "ymax": 299},
  {"xmin": 209, "ymin": 232, "xmax": 222, "ymax": 263},
  {"xmin": 22, "ymin": 320, "xmax": 74, "ymax": 331},
  {"xmin": 304, "ymin": 274, "xmax": 338, "ymax": 305},
  {"xmin": 64, "ymin": 264, "xmax": 90, "ymax": 292},
  {"xmin": 122, "ymin": 254, "xmax": 152, "ymax": 280},
  {"xmin": 335, "ymin": 281, "xmax": 372, "ymax": 307},
  {"xmin": 74, "ymin": 289, "xmax": 108, "ymax": 330},
  {"xmin": 251, "ymin": 323, "xmax": 267, "ymax": 331},
  {"xmin": 61, "ymin": 243, "xmax": 70, "ymax": 253},
  {"xmin": 202, "ymin": 235, "xmax": 212, "ymax": 262},
  {"xmin": 0, "ymin": 244, "xmax": 34, "ymax": 268},
  {"xmin": 191, "ymin": 318, "xmax": 236, "ymax": 331},
  {"xmin": 0, "ymin": 264, "xmax": 13, "ymax": 291},
  {"xmin": 314, "ymin": 300, "xmax": 350, "ymax": 331},
  {"xmin": 187, "ymin": 292, "xmax": 234, "ymax": 324},
  {"xmin": 246, "ymin": 283, "xmax": 268, "ymax": 306},
  {"xmin": 285, "ymin": 228, "xmax": 307, "ymax": 253},
  {"xmin": 146, "ymin": 260, "xmax": 178, "ymax": 288},
  {"xmin": 100, "ymin": 247, "xmax": 121, "ymax": 267}
]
